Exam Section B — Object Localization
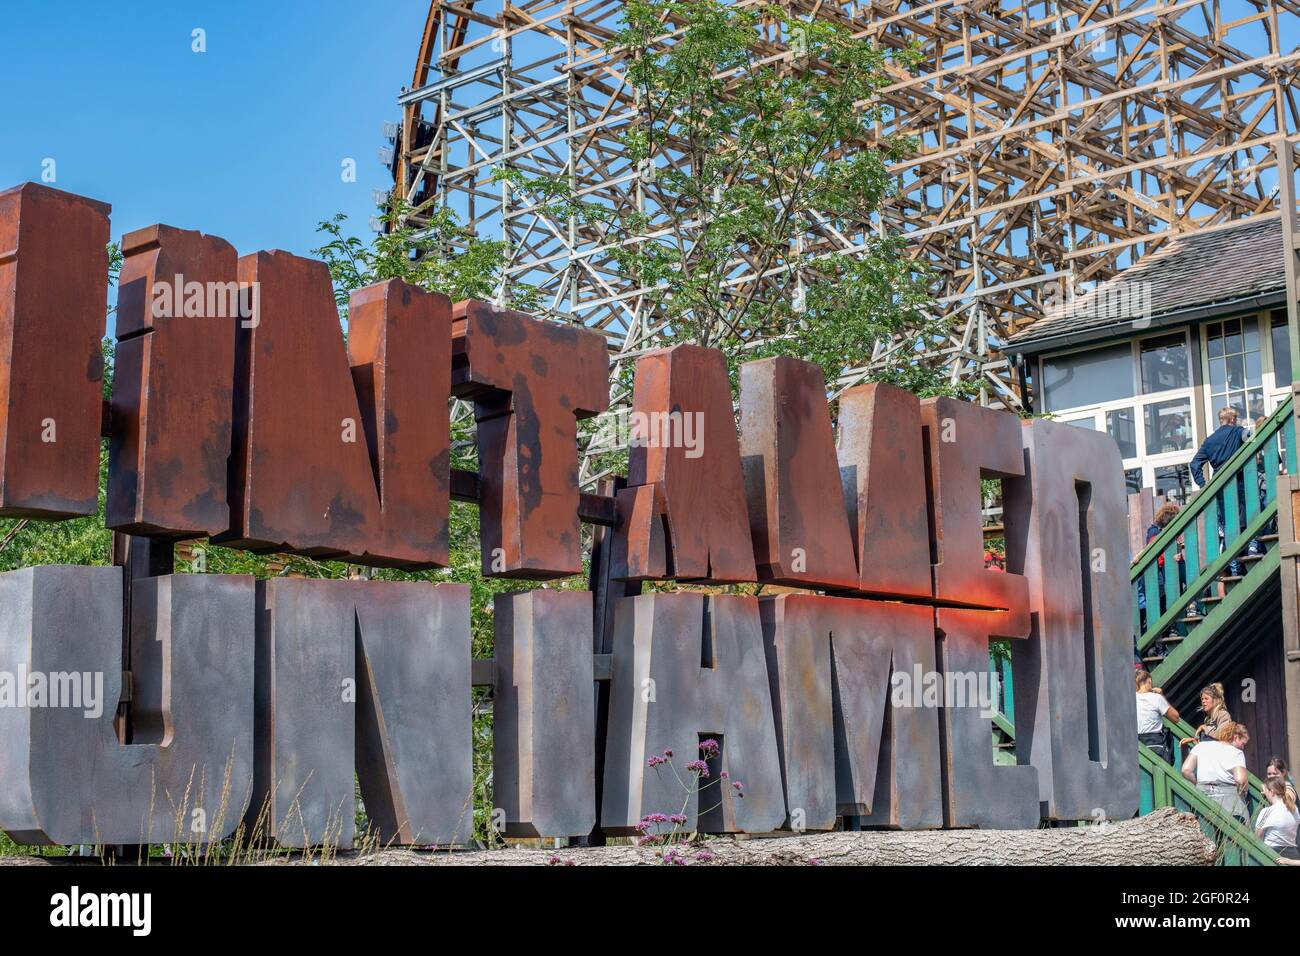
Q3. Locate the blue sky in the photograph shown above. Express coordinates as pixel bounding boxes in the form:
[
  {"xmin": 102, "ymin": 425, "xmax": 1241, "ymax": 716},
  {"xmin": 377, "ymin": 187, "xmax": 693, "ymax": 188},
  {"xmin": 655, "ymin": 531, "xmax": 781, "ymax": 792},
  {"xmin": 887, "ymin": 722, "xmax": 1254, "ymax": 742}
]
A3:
[{"xmin": 0, "ymin": 1, "xmax": 429, "ymax": 259}]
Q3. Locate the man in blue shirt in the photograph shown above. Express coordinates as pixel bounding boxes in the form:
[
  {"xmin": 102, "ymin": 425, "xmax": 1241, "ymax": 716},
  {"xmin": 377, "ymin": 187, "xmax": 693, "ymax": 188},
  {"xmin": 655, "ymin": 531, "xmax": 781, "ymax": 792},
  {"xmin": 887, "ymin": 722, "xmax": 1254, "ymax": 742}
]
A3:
[{"xmin": 1190, "ymin": 407, "xmax": 1247, "ymax": 487}]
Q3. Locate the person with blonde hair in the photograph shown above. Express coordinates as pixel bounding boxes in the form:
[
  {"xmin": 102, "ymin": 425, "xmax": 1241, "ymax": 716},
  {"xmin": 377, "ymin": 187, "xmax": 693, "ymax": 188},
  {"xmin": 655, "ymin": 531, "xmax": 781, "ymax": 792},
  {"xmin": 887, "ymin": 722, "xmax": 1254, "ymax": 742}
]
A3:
[
  {"xmin": 1179, "ymin": 683, "xmax": 1231, "ymax": 746},
  {"xmin": 1182, "ymin": 721, "xmax": 1250, "ymax": 821},
  {"xmin": 1135, "ymin": 670, "xmax": 1179, "ymax": 763},
  {"xmin": 1256, "ymin": 778, "xmax": 1299, "ymax": 860},
  {"xmin": 1190, "ymin": 407, "xmax": 1247, "ymax": 488}
]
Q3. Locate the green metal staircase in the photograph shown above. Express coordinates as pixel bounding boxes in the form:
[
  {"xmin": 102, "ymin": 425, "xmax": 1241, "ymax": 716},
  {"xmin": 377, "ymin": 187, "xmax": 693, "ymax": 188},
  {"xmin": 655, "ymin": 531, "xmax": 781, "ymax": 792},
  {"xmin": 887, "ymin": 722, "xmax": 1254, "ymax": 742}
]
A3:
[
  {"xmin": 1132, "ymin": 395, "xmax": 1295, "ymax": 696},
  {"xmin": 1126, "ymin": 401, "xmax": 1296, "ymax": 864},
  {"xmin": 991, "ymin": 713, "xmax": 1277, "ymax": 865},
  {"xmin": 988, "ymin": 404, "xmax": 1300, "ymax": 863}
]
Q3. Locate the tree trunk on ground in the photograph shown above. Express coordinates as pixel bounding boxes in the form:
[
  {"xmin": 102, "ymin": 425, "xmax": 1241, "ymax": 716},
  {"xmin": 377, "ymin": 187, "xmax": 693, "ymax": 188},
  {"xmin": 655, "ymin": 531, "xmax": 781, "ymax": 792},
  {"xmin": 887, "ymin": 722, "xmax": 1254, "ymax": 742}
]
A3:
[
  {"xmin": 0, "ymin": 808, "xmax": 1216, "ymax": 866},
  {"xmin": 333, "ymin": 808, "xmax": 1215, "ymax": 866}
]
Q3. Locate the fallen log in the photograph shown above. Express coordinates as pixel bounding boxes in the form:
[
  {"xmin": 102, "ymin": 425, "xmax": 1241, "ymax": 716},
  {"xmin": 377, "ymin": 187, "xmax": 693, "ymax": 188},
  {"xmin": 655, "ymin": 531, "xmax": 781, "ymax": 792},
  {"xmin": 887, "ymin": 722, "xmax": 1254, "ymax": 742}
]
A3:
[{"xmin": 333, "ymin": 808, "xmax": 1216, "ymax": 866}]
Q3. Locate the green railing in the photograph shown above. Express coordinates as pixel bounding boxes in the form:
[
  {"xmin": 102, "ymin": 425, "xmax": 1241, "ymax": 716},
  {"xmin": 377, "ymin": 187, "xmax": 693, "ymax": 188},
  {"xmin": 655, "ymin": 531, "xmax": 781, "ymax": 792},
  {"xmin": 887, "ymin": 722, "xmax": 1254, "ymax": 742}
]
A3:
[
  {"xmin": 1131, "ymin": 395, "xmax": 1295, "ymax": 683},
  {"xmin": 992, "ymin": 712, "xmax": 1278, "ymax": 865}
]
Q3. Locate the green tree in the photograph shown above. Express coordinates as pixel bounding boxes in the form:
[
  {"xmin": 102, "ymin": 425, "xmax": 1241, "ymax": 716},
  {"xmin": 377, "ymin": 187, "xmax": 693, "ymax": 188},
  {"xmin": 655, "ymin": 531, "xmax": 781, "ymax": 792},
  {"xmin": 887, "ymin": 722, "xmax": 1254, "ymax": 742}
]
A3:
[{"xmin": 497, "ymin": 0, "xmax": 952, "ymax": 396}]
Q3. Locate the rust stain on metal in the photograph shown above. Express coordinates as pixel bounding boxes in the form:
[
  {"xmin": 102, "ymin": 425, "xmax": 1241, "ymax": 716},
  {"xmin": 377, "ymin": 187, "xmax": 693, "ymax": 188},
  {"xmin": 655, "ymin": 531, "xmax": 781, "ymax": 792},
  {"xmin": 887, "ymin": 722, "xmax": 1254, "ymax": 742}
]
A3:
[
  {"xmin": 108, "ymin": 224, "xmax": 237, "ymax": 537},
  {"xmin": 219, "ymin": 253, "xmax": 451, "ymax": 568},
  {"xmin": 451, "ymin": 298, "xmax": 609, "ymax": 579}
]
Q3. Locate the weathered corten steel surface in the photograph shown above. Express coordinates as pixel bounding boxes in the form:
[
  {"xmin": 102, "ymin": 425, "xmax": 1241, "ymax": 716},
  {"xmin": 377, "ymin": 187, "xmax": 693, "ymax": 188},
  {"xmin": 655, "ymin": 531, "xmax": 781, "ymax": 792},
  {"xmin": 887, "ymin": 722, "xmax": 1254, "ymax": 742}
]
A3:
[
  {"xmin": 1005, "ymin": 418, "xmax": 1139, "ymax": 821},
  {"xmin": 838, "ymin": 382, "xmax": 934, "ymax": 599},
  {"xmin": 602, "ymin": 593, "xmax": 785, "ymax": 835},
  {"xmin": 921, "ymin": 396, "xmax": 1031, "ymax": 623},
  {"xmin": 451, "ymin": 299, "xmax": 609, "ymax": 579},
  {"xmin": 346, "ymin": 279, "xmax": 452, "ymax": 567},
  {"xmin": 107, "ymin": 225, "xmax": 237, "ymax": 537},
  {"xmin": 618, "ymin": 344, "xmax": 756, "ymax": 583},
  {"xmin": 219, "ymin": 254, "xmax": 450, "ymax": 568},
  {"xmin": 0, "ymin": 567, "xmax": 255, "ymax": 845},
  {"xmin": 353, "ymin": 580, "xmax": 472, "ymax": 845},
  {"xmin": 251, "ymin": 578, "xmax": 472, "ymax": 849},
  {"xmin": 251, "ymin": 578, "xmax": 358, "ymax": 849},
  {"xmin": 0, "ymin": 183, "xmax": 108, "ymax": 518},
  {"xmin": 761, "ymin": 594, "xmax": 942, "ymax": 831},
  {"xmin": 493, "ymin": 589, "xmax": 596, "ymax": 839},
  {"xmin": 936, "ymin": 607, "xmax": 1039, "ymax": 829},
  {"xmin": 739, "ymin": 357, "xmax": 858, "ymax": 590}
]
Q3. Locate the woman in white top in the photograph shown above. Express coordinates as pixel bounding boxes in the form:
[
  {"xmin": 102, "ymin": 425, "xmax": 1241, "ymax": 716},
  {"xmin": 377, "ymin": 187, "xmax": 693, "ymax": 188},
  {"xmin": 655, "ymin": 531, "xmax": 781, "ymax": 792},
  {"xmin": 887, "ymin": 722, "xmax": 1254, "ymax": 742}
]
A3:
[
  {"xmin": 1255, "ymin": 778, "xmax": 1300, "ymax": 861},
  {"xmin": 1135, "ymin": 670, "xmax": 1180, "ymax": 765},
  {"xmin": 1181, "ymin": 722, "xmax": 1249, "ymax": 821}
]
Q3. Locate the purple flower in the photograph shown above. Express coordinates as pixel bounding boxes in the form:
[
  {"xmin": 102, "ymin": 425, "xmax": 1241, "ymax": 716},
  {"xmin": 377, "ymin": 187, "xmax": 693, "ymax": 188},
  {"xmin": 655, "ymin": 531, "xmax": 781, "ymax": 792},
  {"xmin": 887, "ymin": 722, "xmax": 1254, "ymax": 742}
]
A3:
[
  {"xmin": 647, "ymin": 754, "xmax": 669, "ymax": 768},
  {"xmin": 699, "ymin": 739, "xmax": 720, "ymax": 758},
  {"xmin": 664, "ymin": 748, "xmax": 674, "ymax": 757},
  {"xmin": 731, "ymin": 781, "xmax": 744, "ymax": 791},
  {"xmin": 686, "ymin": 759, "xmax": 709, "ymax": 777},
  {"xmin": 669, "ymin": 813, "xmax": 687, "ymax": 825},
  {"xmin": 635, "ymin": 812, "xmax": 670, "ymax": 833},
  {"xmin": 695, "ymin": 850, "xmax": 715, "ymax": 862}
]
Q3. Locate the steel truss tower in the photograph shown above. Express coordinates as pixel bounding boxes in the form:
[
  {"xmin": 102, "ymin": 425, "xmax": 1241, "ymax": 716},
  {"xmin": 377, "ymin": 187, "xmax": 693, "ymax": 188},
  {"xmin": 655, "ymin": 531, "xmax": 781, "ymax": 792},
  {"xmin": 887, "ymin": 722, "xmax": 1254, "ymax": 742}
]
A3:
[{"xmin": 390, "ymin": 0, "xmax": 1300, "ymax": 482}]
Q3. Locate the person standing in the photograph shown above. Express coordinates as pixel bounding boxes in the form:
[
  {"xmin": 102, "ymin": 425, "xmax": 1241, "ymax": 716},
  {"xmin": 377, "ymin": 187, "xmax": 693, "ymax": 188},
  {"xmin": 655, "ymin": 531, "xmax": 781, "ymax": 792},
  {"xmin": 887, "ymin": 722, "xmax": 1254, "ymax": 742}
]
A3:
[
  {"xmin": 1190, "ymin": 407, "xmax": 1248, "ymax": 487},
  {"xmin": 1135, "ymin": 670, "xmax": 1179, "ymax": 764},
  {"xmin": 1266, "ymin": 757, "xmax": 1298, "ymax": 805},
  {"xmin": 1255, "ymin": 778, "xmax": 1300, "ymax": 861},
  {"xmin": 1179, "ymin": 683, "xmax": 1232, "ymax": 746},
  {"xmin": 1182, "ymin": 722, "xmax": 1250, "ymax": 821}
]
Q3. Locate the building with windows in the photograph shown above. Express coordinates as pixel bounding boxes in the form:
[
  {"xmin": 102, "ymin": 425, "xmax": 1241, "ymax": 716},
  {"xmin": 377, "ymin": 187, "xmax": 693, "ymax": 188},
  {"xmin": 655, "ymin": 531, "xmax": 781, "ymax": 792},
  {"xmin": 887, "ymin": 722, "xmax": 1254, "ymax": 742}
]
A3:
[{"xmin": 1007, "ymin": 217, "xmax": 1292, "ymax": 507}]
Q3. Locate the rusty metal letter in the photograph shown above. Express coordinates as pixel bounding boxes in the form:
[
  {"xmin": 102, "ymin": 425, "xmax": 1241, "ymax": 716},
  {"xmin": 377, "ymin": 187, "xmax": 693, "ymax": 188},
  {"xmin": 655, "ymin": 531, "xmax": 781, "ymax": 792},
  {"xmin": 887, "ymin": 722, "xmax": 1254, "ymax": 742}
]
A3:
[
  {"xmin": 0, "ymin": 567, "xmax": 255, "ymax": 845},
  {"xmin": 935, "ymin": 607, "xmax": 1039, "ymax": 828},
  {"xmin": 601, "ymin": 593, "xmax": 785, "ymax": 834},
  {"xmin": 250, "ymin": 578, "xmax": 471, "ymax": 848},
  {"xmin": 921, "ymin": 396, "xmax": 1030, "ymax": 618},
  {"xmin": 250, "ymin": 578, "xmax": 356, "ymax": 849},
  {"xmin": 761, "ymin": 593, "xmax": 942, "ymax": 831},
  {"xmin": 838, "ymin": 383, "xmax": 933, "ymax": 599},
  {"xmin": 617, "ymin": 345, "xmax": 756, "ymax": 583},
  {"xmin": 451, "ymin": 299, "xmax": 609, "ymax": 579},
  {"xmin": 493, "ymin": 589, "xmax": 595, "ymax": 838},
  {"xmin": 108, "ymin": 225, "xmax": 237, "ymax": 536},
  {"xmin": 1004, "ymin": 417, "xmax": 1139, "ymax": 821},
  {"xmin": 219, "ymin": 255, "xmax": 450, "ymax": 568},
  {"xmin": 739, "ymin": 357, "xmax": 858, "ymax": 590},
  {"xmin": 353, "ymin": 580, "xmax": 472, "ymax": 845},
  {"xmin": 0, "ymin": 184, "xmax": 108, "ymax": 518}
]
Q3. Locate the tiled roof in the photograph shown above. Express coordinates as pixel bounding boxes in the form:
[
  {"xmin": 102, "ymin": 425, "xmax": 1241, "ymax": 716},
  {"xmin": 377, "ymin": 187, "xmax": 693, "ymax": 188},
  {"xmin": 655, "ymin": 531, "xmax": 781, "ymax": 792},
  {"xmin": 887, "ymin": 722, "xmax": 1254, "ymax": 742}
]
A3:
[{"xmin": 1007, "ymin": 216, "xmax": 1287, "ymax": 350}]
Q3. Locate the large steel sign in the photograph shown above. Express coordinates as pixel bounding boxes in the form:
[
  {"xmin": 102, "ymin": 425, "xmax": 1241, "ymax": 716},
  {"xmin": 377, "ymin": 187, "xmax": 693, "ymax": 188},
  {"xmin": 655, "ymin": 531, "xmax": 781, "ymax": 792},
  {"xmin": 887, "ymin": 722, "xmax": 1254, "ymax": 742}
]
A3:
[{"xmin": 0, "ymin": 183, "xmax": 1137, "ymax": 846}]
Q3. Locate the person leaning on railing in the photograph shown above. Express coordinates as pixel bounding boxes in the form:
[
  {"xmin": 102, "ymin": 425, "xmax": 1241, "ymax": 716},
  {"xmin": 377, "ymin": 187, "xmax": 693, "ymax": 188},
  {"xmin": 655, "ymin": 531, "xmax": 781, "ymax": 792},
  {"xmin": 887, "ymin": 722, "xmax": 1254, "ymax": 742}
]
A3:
[
  {"xmin": 1135, "ymin": 670, "xmax": 1180, "ymax": 764},
  {"xmin": 1181, "ymin": 721, "xmax": 1251, "ymax": 823}
]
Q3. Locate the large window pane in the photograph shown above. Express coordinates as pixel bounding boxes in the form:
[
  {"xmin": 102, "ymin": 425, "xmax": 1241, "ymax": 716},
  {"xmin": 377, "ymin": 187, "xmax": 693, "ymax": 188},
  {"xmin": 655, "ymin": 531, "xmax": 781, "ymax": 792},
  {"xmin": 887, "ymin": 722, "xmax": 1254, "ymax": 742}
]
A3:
[
  {"xmin": 1273, "ymin": 312, "xmax": 1293, "ymax": 388},
  {"xmin": 1042, "ymin": 343, "xmax": 1135, "ymax": 411},
  {"xmin": 1124, "ymin": 469, "xmax": 1143, "ymax": 496},
  {"xmin": 1207, "ymin": 317, "xmax": 1262, "ymax": 423},
  {"xmin": 1106, "ymin": 407, "xmax": 1138, "ymax": 458},
  {"xmin": 1143, "ymin": 398, "xmax": 1192, "ymax": 455},
  {"xmin": 1140, "ymin": 334, "xmax": 1190, "ymax": 394}
]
